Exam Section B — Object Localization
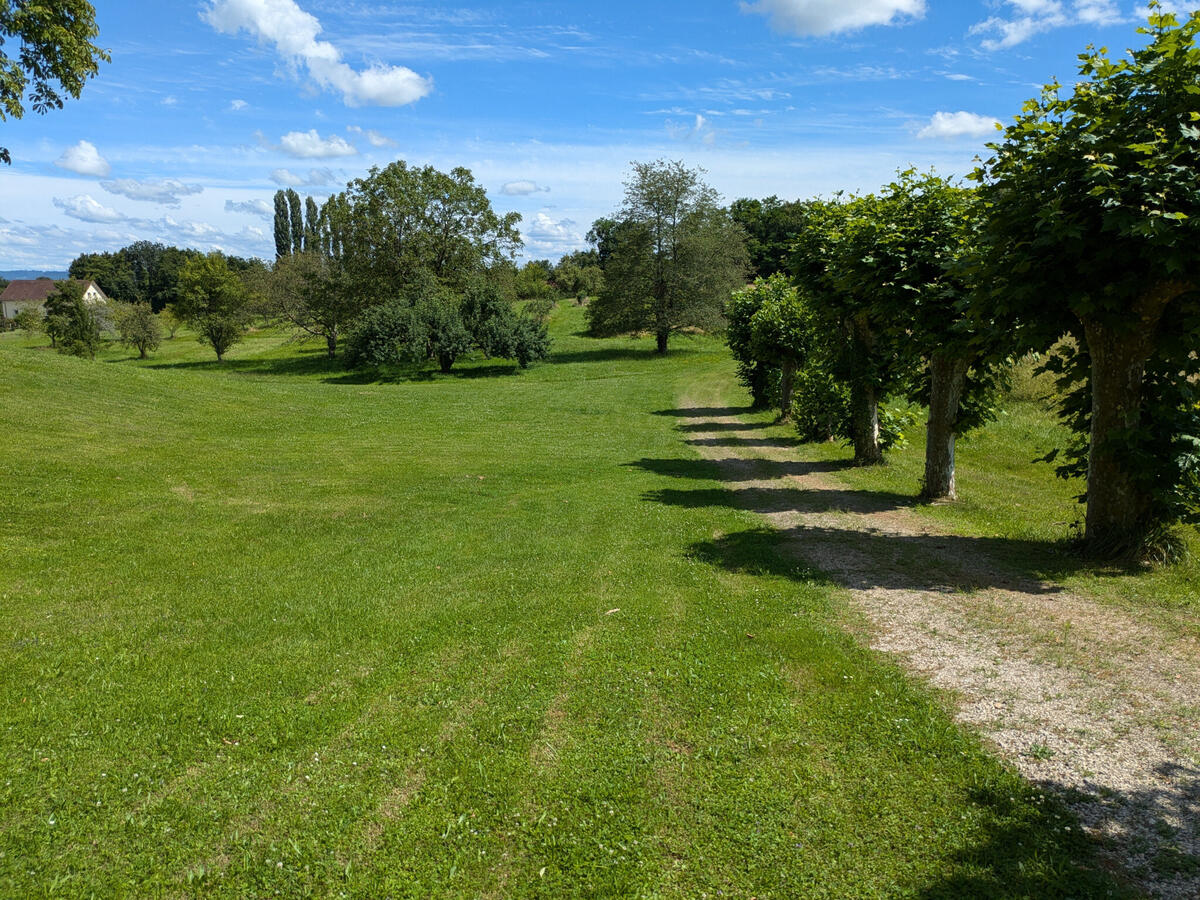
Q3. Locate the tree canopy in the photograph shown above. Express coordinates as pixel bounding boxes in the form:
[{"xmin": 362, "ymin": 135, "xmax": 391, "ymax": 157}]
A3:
[{"xmin": 0, "ymin": 0, "xmax": 108, "ymax": 164}]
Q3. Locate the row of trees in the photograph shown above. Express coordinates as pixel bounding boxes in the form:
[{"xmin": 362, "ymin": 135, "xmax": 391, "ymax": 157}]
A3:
[{"xmin": 728, "ymin": 10, "xmax": 1200, "ymax": 560}]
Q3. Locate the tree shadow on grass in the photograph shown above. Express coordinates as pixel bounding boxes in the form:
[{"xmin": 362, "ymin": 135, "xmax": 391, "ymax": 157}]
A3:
[
  {"xmin": 911, "ymin": 763, "xmax": 1200, "ymax": 899},
  {"xmin": 675, "ymin": 420, "xmax": 771, "ymax": 433},
  {"xmin": 626, "ymin": 456, "xmax": 856, "ymax": 483},
  {"xmin": 147, "ymin": 351, "xmax": 341, "ymax": 378},
  {"xmin": 685, "ymin": 435, "xmax": 807, "ymax": 448},
  {"xmin": 549, "ymin": 346, "xmax": 700, "ymax": 365}
]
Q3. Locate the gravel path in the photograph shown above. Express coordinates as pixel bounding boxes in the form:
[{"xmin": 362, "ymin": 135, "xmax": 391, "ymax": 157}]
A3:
[{"xmin": 676, "ymin": 400, "xmax": 1200, "ymax": 899}]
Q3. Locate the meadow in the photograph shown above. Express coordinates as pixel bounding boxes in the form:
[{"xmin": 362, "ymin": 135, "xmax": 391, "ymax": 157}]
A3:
[{"xmin": 0, "ymin": 307, "xmax": 1137, "ymax": 897}]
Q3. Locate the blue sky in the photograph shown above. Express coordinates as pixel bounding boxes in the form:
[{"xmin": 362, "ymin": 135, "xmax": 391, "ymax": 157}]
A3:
[{"xmin": 0, "ymin": 0, "xmax": 1189, "ymax": 268}]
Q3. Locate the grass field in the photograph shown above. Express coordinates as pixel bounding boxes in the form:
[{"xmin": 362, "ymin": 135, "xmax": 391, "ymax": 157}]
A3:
[{"xmin": 1, "ymin": 309, "xmax": 1132, "ymax": 897}]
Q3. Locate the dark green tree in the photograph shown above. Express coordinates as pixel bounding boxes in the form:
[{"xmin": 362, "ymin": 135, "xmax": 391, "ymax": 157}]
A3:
[
  {"xmin": 286, "ymin": 189, "xmax": 303, "ymax": 256},
  {"xmin": 273, "ymin": 190, "xmax": 291, "ymax": 260},
  {"xmin": 973, "ymin": 8, "xmax": 1200, "ymax": 554},
  {"xmin": 44, "ymin": 280, "xmax": 101, "ymax": 358},
  {"xmin": 304, "ymin": 195, "xmax": 319, "ymax": 252},
  {"xmin": 730, "ymin": 196, "xmax": 809, "ymax": 278},
  {"xmin": 1, "ymin": 0, "xmax": 108, "ymax": 164},
  {"xmin": 266, "ymin": 251, "xmax": 361, "ymax": 358}
]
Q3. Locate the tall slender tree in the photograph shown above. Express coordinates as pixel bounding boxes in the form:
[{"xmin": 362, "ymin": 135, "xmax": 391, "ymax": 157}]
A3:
[
  {"xmin": 286, "ymin": 189, "xmax": 304, "ymax": 256},
  {"xmin": 303, "ymin": 196, "xmax": 320, "ymax": 253},
  {"xmin": 273, "ymin": 190, "xmax": 291, "ymax": 260}
]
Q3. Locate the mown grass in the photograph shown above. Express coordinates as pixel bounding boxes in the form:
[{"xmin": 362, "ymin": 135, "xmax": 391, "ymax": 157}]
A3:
[{"xmin": 1, "ymin": 307, "xmax": 1129, "ymax": 897}]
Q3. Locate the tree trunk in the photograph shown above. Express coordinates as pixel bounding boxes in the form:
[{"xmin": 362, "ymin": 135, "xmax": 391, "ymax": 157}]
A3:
[
  {"xmin": 779, "ymin": 358, "xmax": 796, "ymax": 421},
  {"xmin": 655, "ymin": 329, "xmax": 669, "ymax": 354},
  {"xmin": 923, "ymin": 354, "xmax": 969, "ymax": 501},
  {"xmin": 139, "ymin": 346, "xmax": 148, "ymax": 359},
  {"xmin": 438, "ymin": 352, "xmax": 455, "ymax": 373},
  {"xmin": 848, "ymin": 313, "xmax": 882, "ymax": 465},
  {"xmin": 1081, "ymin": 281, "xmax": 1188, "ymax": 554},
  {"xmin": 326, "ymin": 333, "xmax": 337, "ymax": 359}
]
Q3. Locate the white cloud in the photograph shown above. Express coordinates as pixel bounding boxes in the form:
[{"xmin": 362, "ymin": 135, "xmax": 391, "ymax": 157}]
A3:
[
  {"xmin": 742, "ymin": 0, "xmax": 926, "ymax": 36},
  {"xmin": 54, "ymin": 141, "xmax": 111, "ymax": 177},
  {"xmin": 347, "ymin": 125, "xmax": 397, "ymax": 148},
  {"xmin": 522, "ymin": 211, "xmax": 583, "ymax": 256},
  {"xmin": 202, "ymin": 0, "xmax": 432, "ymax": 107},
  {"xmin": 971, "ymin": 1, "xmax": 1126, "ymax": 50},
  {"xmin": 100, "ymin": 178, "xmax": 204, "ymax": 206},
  {"xmin": 162, "ymin": 96, "xmax": 179, "ymax": 106},
  {"xmin": 917, "ymin": 111, "xmax": 1002, "ymax": 140},
  {"xmin": 225, "ymin": 199, "xmax": 272, "ymax": 217},
  {"xmin": 667, "ymin": 113, "xmax": 716, "ymax": 144},
  {"xmin": 278, "ymin": 129, "xmax": 357, "ymax": 158},
  {"xmin": 230, "ymin": 99, "xmax": 248, "ymax": 111},
  {"xmin": 52, "ymin": 194, "xmax": 126, "ymax": 223},
  {"xmin": 270, "ymin": 166, "xmax": 337, "ymax": 186},
  {"xmin": 500, "ymin": 180, "xmax": 551, "ymax": 196}
]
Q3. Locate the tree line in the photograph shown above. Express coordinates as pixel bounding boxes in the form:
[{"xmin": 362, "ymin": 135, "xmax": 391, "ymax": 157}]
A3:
[{"xmin": 722, "ymin": 10, "xmax": 1200, "ymax": 562}]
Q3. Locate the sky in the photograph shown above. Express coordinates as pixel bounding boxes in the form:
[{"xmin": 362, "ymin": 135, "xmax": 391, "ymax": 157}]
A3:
[{"xmin": 0, "ymin": 0, "xmax": 1194, "ymax": 269}]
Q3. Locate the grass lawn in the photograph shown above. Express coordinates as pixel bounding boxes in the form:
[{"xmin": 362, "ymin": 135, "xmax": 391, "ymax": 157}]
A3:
[{"xmin": 1, "ymin": 308, "xmax": 1129, "ymax": 897}]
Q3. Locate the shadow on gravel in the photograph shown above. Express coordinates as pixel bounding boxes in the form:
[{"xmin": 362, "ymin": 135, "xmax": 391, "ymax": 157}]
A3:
[
  {"xmin": 627, "ymin": 456, "xmax": 855, "ymax": 482},
  {"xmin": 685, "ymin": 436, "xmax": 807, "ymax": 448},
  {"xmin": 652, "ymin": 405, "xmax": 757, "ymax": 418}
]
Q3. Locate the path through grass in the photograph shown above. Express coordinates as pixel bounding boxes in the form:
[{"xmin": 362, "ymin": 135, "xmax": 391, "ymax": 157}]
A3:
[{"xmin": 0, "ymin": 308, "xmax": 1127, "ymax": 897}]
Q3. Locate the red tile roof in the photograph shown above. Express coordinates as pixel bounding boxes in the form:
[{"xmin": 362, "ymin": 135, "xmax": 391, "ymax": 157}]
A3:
[{"xmin": 0, "ymin": 279, "xmax": 105, "ymax": 303}]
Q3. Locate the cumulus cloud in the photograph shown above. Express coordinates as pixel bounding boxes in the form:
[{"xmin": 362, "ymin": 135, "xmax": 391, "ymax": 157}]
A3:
[
  {"xmin": 917, "ymin": 111, "xmax": 1002, "ymax": 140},
  {"xmin": 347, "ymin": 125, "xmax": 397, "ymax": 147},
  {"xmin": 202, "ymin": 0, "xmax": 432, "ymax": 107},
  {"xmin": 54, "ymin": 141, "xmax": 111, "ymax": 177},
  {"xmin": 100, "ymin": 178, "xmax": 204, "ymax": 206},
  {"xmin": 225, "ymin": 199, "xmax": 273, "ymax": 217},
  {"xmin": 742, "ymin": 0, "xmax": 926, "ymax": 36},
  {"xmin": 52, "ymin": 194, "xmax": 126, "ymax": 223},
  {"xmin": 522, "ymin": 211, "xmax": 583, "ymax": 256},
  {"xmin": 270, "ymin": 166, "xmax": 337, "ymax": 186},
  {"xmin": 500, "ymin": 180, "xmax": 551, "ymax": 196},
  {"xmin": 971, "ymin": 1, "xmax": 1125, "ymax": 50},
  {"xmin": 278, "ymin": 129, "xmax": 357, "ymax": 158}
]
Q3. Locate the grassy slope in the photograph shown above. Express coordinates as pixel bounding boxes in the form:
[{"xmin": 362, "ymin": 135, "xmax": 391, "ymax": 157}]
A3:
[{"xmin": 0, "ymin": 311, "xmax": 1125, "ymax": 898}]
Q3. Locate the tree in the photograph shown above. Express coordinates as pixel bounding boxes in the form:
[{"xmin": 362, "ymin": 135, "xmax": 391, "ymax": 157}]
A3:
[
  {"xmin": 745, "ymin": 276, "xmax": 810, "ymax": 420},
  {"xmin": 266, "ymin": 251, "xmax": 361, "ymax": 358},
  {"xmin": 176, "ymin": 252, "xmax": 250, "ymax": 362},
  {"xmin": 112, "ymin": 301, "xmax": 162, "ymax": 358},
  {"xmin": 839, "ymin": 171, "xmax": 1006, "ymax": 499},
  {"xmin": 0, "ymin": 1, "xmax": 108, "ymax": 164},
  {"xmin": 286, "ymin": 189, "xmax": 304, "ymax": 256},
  {"xmin": 273, "ymin": 190, "xmax": 291, "ymax": 260},
  {"xmin": 730, "ymin": 196, "xmax": 809, "ymax": 278},
  {"xmin": 339, "ymin": 161, "xmax": 522, "ymax": 302},
  {"xmin": 304, "ymin": 196, "xmax": 320, "ymax": 253},
  {"xmin": 13, "ymin": 306, "xmax": 42, "ymax": 337},
  {"xmin": 44, "ymin": 280, "xmax": 101, "ymax": 358},
  {"xmin": 973, "ymin": 8, "xmax": 1200, "ymax": 555},
  {"xmin": 587, "ymin": 160, "xmax": 748, "ymax": 352},
  {"xmin": 158, "ymin": 304, "xmax": 182, "ymax": 338}
]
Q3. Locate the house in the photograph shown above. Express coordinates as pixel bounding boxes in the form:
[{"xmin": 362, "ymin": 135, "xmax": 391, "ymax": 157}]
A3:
[{"xmin": 0, "ymin": 279, "xmax": 109, "ymax": 320}]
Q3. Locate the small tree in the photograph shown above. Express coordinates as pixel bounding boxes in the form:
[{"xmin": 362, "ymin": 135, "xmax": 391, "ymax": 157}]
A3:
[
  {"xmin": 14, "ymin": 307, "xmax": 42, "ymax": 338},
  {"xmin": 113, "ymin": 301, "xmax": 162, "ymax": 358},
  {"xmin": 266, "ymin": 252, "xmax": 361, "ymax": 358},
  {"xmin": 176, "ymin": 252, "xmax": 250, "ymax": 361},
  {"xmin": 158, "ymin": 304, "xmax": 182, "ymax": 338},
  {"xmin": 973, "ymin": 8, "xmax": 1200, "ymax": 555},
  {"xmin": 44, "ymin": 280, "xmax": 101, "ymax": 358}
]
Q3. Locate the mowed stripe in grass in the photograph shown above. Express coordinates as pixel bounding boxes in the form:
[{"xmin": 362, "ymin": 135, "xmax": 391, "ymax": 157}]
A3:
[{"xmin": 0, "ymin": 308, "xmax": 1125, "ymax": 897}]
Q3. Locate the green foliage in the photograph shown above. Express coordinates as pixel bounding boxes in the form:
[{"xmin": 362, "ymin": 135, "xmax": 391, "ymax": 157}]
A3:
[
  {"xmin": 264, "ymin": 252, "xmax": 361, "ymax": 357},
  {"xmin": 304, "ymin": 196, "xmax": 320, "ymax": 253},
  {"xmin": 176, "ymin": 252, "xmax": 251, "ymax": 362},
  {"xmin": 44, "ymin": 280, "xmax": 101, "ymax": 358},
  {"xmin": 461, "ymin": 281, "xmax": 551, "ymax": 368},
  {"xmin": 513, "ymin": 260, "xmax": 556, "ymax": 301},
  {"xmin": 111, "ymin": 300, "xmax": 162, "ymax": 359},
  {"xmin": 286, "ymin": 188, "xmax": 303, "ymax": 256},
  {"xmin": 69, "ymin": 242, "xmax": 206, "ymax": 311},
  {"xmin": 725, "ymin": 278, "xmax": 777, "ymax": 409},
  {"xmin": 587, "ymin": 160, "xmax": 748, "ymax": 352},
  {"xmin": 273, "ymin": 190, "xmax": 290, "ymax": 260},
  {"xmin": 13, "ymin": 306, "xmax": 42, "ymax": 335},
  {"xmin": 339, "ymin": 161, "xmax": 522, "ymax": 303},
  {"xmin": 158, "ymin": 304, "xmax": 182, "ymax": 339},
  {"xmin": 729, "ymin": 195, "xmax": 809, "ymax": 278},
  {"xmin": 972, "ymin": 8, "xmax": 1200, "ymax": 553},
  {"xmin": 0, "ymin": 0, "xmax": 108, "ymax": 164},
  {"xmin": 790, "ymin": 362, "xmax": 850, "ymax": 443}
]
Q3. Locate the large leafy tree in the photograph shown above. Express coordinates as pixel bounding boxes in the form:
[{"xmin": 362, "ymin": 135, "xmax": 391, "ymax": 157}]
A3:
[
  {"xmin": 730, "ymin": 195, "xmax": 809, "ymax": 278},
  {"xmin": 264, "ymin": 251, "xmax": 360, "ymax": 358},
  {"xmin": 176, "ymin": 252, "xmax": 251, "ymax": 362},
  {"xmin": 0, "ymin": 0, "xmax": 108, "ymax": 164},
  {"xmin": 973, "ymin": 8, "xmax": 1200, "ymax": 555},
  {"xmin": 842, "ymin": 171, "xmax": 1006, "ymax": 499},
  {"xmin": 338, "ymin": 161, "xmax": 522, "ymax": 303},
  {"xmin": 587, "ymin": 160, "xmax": 748, "ymax": 353}
]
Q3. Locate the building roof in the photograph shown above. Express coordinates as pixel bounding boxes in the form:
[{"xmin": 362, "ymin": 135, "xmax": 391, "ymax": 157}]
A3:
[{"xmin": 0, "ymin": 279, "xmax": 106, "ymax": 303}]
